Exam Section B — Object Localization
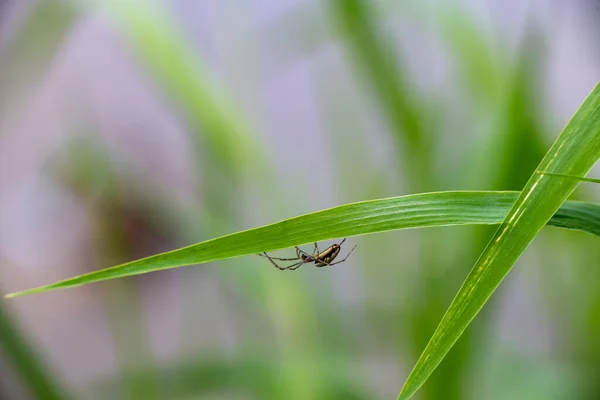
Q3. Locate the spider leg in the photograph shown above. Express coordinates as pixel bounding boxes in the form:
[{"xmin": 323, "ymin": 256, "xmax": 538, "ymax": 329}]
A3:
[
  {"xmin": 260, "ymin": 252, "xmax": 285, "ymax": 270},
  {"xmin": 260, "ymin": 252, "xmax": 303, "ymax": 270},
  {"xmin": 283, "ymin": 261, "xmax": 305, "ymax": 270},
  {"xmin": 257, "ymin": 253, "xmax": 301, "ymax": 261},
  {"xmin": 288, "ymin": 261, "xmax": 307, "ymax": 270},
  {"xmin": 296, "ymin": 246, "xmax": 313, "ymax": 257},
  {"xmin": 327, "ymin": 244, "xmax": 357, "ymax": 266},
  {"xmin": 312, "ymin": 243, "xmax": 320, "ymax": 257}
]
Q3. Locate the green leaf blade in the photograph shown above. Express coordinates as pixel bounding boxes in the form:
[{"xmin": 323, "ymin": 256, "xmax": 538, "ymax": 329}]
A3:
[
  {"xmin": 399, "ymin": 83, "xmax": 600, "ymax": 400},
  {"xmin": 6, "ymin": 191, "xmax": 600, "ymax": 298}
]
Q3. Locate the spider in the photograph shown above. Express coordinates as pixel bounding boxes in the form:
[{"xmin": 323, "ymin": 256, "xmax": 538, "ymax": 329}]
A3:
[{"xmin": 258, "ymin": 238, "xmax": 357, "ymax": 270}]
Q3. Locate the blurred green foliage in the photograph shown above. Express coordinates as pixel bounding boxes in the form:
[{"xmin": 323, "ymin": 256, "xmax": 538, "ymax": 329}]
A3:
[{"xmin": 1, "ymin": 1, "xmax": 599, "ymax": 399}]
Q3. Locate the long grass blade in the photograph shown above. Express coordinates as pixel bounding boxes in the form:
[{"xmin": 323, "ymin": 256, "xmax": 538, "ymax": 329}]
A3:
[
  {"xmin": 6, "ymin": 191, "xmax": 600, "ymax": 298},
  {"xmin": 398, "ymin": 83, "xmax": 600, "ymax": 399},
  {"xmin": 0, "ymin": 301, "xmax": 70, "ymax": 399},
  {"xmin": 329, "ymin": 0, "xmax": 431, "ymax": 190},
  {"xmin": 81, "ymin": 0, "xmax": 262, "ymax": 176},
  {"xmin": 0, "ymin": 1, "xmax": 77, "ymax": 124}
]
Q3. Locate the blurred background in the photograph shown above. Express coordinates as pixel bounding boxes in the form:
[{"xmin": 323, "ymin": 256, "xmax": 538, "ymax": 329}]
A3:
[{"xmin": 1, "ymin": 0, "xmax": 600, "ymax": 399}]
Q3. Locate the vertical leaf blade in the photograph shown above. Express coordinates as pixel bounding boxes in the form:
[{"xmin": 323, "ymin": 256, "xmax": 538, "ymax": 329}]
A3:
[
  {"xmin": 399, "ymin": 84, "xmax": 600, "ymax": 399},
  {"xmin": 0, "ymin": 301, "xmax": 70, "ymax": 399},
  {"xmin": 329, "ymin": 0, "xmax": 431, "ymax": 190}
]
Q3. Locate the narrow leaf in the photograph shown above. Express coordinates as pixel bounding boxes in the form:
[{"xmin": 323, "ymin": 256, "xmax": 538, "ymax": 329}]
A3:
[
  {"xmin": 0, "ymin": 301, "xmax": 70, "ymax": 399},
  {"xmin": 398, "ymin": 83, "xmax": 600, "ymax": 399},
  {"xmin": 538, "ymin": 171, "xmax": 600, "ymax": 185},
  {"xmin": 329, "ymin": 0, "xmax": 431, "ymax": 190},
  {"xmin": 6, "ymin": 191, "xmax": 600, "ymax": 298}
]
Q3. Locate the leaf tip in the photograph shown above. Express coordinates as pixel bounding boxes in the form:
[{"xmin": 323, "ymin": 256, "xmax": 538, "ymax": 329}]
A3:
[{"xmin": 4, "ymin": 287, "xmax": 44, "ymax": 299}]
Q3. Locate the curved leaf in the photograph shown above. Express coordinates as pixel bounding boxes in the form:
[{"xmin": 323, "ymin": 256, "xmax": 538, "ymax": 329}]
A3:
[{"xmin": 6, "ymin": 191, "xmax": 600, "ymax": 298}]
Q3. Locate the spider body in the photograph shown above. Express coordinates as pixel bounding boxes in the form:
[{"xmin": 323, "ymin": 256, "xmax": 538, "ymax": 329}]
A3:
[
  {"xmin": 259, "ymin": 238, "xmax": 356, "ymax": 270},
  {"xmin": 307, "ymin": 243, "xmax": 341, "ymax": 266}
]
